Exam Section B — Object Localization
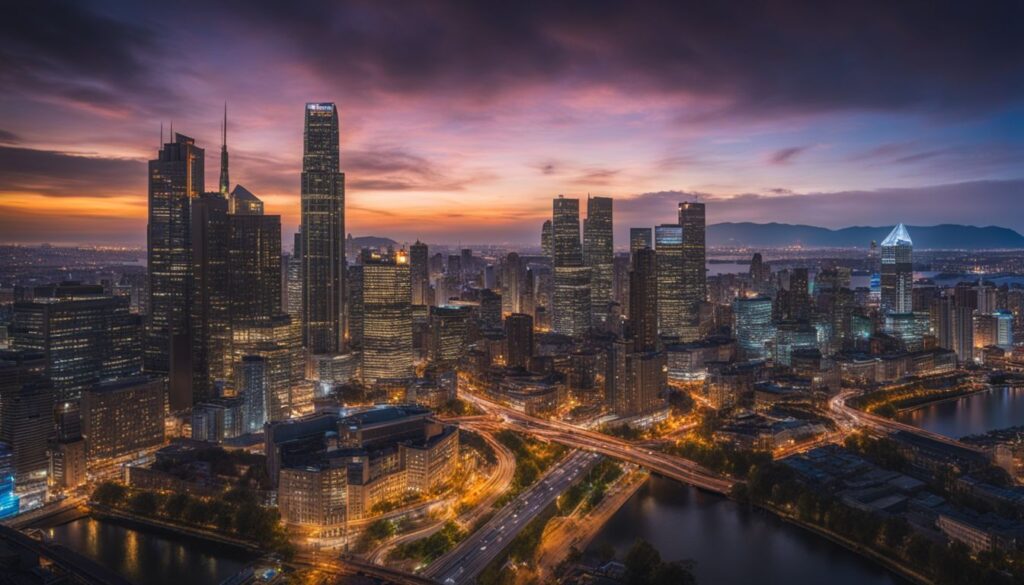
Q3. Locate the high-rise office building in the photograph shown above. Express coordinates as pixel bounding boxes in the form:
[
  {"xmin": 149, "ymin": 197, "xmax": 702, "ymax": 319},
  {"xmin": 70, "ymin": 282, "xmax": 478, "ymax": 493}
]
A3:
[
  {"xmin": 361, "ymin": 250, "xmax": 414, "ymax": 382},
  {"xmin": 12, "ymin": 283, "xmax": 142, "ymax": 403},
  {"xmin": 301, "ymin": 103, "xmax": 345, "ymax": 354},
  {"xmin": 505, "ymin": 313, "xmax": 534, "ymax": 370},
  {"xmin": 678, "ymin": 201, "xmax": 706, "ymax": 341},
  {"xmin": 552, "ymin": 196, "xmax": 591, "ymax": 337},
  {"xmin": 228, "ymin": 212, "xmax": 282, "ymax": 320},
  {"xmin": 583, "ymin": 196, "xmax": 614, "ymax": 327},
  {"xmin": 0, "ymin": 350, "xmax": 53, "ymax": 487},
  {"xmin": 628, "ymin": 248, "xmax": 659, "ymax": 353},
  {"xmin": 733, "ymin": 296, "xmax": 775, "ymax": 360},
  {"xmin": 629, "ymin": 228, "xmax": 653, "ymax": 256},
  {"xmin": 229, "ymin": 185, "xmax": 263, "ymax": 215},
  {"xmin": 235, "ymin": 355, "xmax": 267, "ymax": 434},
  {"xmin": 219, "ymin": 103, "xmax": 230, "ymax": 196},
  {"xmin": 286, "ymin": 232, "xmax": 303, "ymax": 320},
  {"xmin": 81, "ymin": 376, "xmax": 165, "ymax": 469},
  {"xmin": 655, "ymin": 224, "xmax": 684, "ymax": 338},
  {"xmin": 502, "ymin": 252, "xmax": 523, "ymax": 315},
  {"xmin": 429, "ymin": 305, "xmax": 471, "ymax": 365},
  {"xmin": 147, "ymin": 132, "xmax": 204, "ymax": 411},
  {"xmin": 190, "ymin": 192, "xmax": 231, "ymax": 401},
  {"xmin": 541, "ymin": 220, "xmax": 553, "ymax": 258},
  {"xmin": 880, "ymin": 223, "xmax": 913, "ymax": 315},
  {"xmin": 410, "ymin": 240, "xmax": 430, "ymax": 306}
]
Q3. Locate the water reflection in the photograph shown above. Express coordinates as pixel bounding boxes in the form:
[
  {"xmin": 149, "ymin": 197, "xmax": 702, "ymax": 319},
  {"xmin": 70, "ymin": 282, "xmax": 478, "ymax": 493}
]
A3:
[
  {"xmin": 587, "ymin": 476, "xmax": 907, "ymax": 585},
  {"xmin": 48, "ymin": 517, "xmax": 253, "ymax": 585},
  {"xmin": 898, "ymin": 385, "xmax": 1024, "ymax": 438}
]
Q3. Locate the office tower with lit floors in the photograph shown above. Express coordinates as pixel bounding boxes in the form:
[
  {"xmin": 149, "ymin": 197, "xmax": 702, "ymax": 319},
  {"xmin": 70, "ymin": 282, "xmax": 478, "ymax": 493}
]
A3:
[
  {"xmin": 655, "ymin": 224, "xmax": 685, "ymax": 338},
  {"xmin": 880, "ymin": 223, "xmax": 913, "ymax": 315},
  {"xmin": 361, "ymin": 250, "xmax": 414, "ymax": 383},
  {"xmin": 410, "ymin": 240, "xmax": 430, "ymax": 306},
  {"xmin": 583, "ymin": 196, "xmax": 614, "ymax": 326},
  {"xmin": 552, "ymin": 196, "xmax": 592, "ymax": 338},
  {"xmin": 147, "ymin": 132, "xmax": 204, "ymax": 411},
  {"xmin": 679, "ymin": 201, "xmax": 706, "ymax": 341},
  {"xmin": 301, "ymin": 103, "xmax": 346, "ymax": 354}
]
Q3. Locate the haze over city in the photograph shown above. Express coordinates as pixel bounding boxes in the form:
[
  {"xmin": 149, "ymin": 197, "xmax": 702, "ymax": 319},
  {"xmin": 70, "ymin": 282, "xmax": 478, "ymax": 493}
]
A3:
[{"xmin": 2, "ymin": 1, "xmax": 1023, "ymax": 245}]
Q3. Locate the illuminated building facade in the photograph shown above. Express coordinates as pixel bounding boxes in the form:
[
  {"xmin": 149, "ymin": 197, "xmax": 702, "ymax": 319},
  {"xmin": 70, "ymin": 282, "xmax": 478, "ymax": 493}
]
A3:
[
  {"xmin": 11, "ymin": 282, "xmax": 141, "ymax": 403},
  {"xmin": 655, "ymin": 224, "xmax": 685, "ymax": 338},
  {"xmin": 678, "ymin": 201, "xmax": 706, "ymax": 341},
  {"xmin": 301, "ymin": 103, "xmax": 346, "ymax": 355},
  {"xmin": 80, "ymin": 376, "xmax": 165, "ymax": 471},
  {"xmin": 410, "ymin": 240, "xmax": 430, "ymax": 306},
  {"xmin": 0, "ymin": 350, "xmax": 53, "ymax": 488},
  {"xmin": 733, "ymin": 296, "xmax": 775, "ymax": 360},
  {"xmin": 429, "ymin": 305, "xmax": 471, "ymax": 365},
  {"xmin": 147, "ymin": 133, "xmax": 204, "ymax": 411},
  {"xmin": 505, "ymin": 313, "xmax": 534, "ymax": 370},
  {"xmin": 552, "ymin": 196, "xmax": 592, "ymax": 338},
  {"xmin": 583, "ymin": 196, "xmax": 614, "ymax": 326},
  {"xmin": 880, "ymin": 223, "xmax": 914, "ymax": 315},
  {"xmin": 0, "ymin": 444, "xmax": 19, "ymax": 518},
  {"xmin": 361, "ymin": 251, "xmax": 414, "ymax": 382}
]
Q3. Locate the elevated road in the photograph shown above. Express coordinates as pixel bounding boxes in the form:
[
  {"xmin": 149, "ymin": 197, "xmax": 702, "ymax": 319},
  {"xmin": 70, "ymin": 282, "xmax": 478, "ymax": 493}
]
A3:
[
  {"xmin": 424, "ymin": 450, "xmax": 600, "ymax": 585},
  {"xmin": 459, "ymin": 393, "xmax": 735, "ymax": 495}
]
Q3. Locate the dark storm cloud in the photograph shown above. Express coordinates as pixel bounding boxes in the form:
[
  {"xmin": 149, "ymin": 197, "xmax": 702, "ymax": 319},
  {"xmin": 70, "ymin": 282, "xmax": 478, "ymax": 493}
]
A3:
[
  {"xmin": 5, "ymin": 1, "xmax": 1023, "ymax": 120},
  {"xmin": 0, "ymin": 146, "xmax": 144, "ymax": 196},
  {"xmin": 206, "ymin": 0, "xmax": 1024, "ymax": 117},
  {"xmin": 0, "ymin": 0, "xmax": 172, "ymax": 115},
  {"xmin": 0, "ymin": 130, "xmax": 20, "ymax": 144}
]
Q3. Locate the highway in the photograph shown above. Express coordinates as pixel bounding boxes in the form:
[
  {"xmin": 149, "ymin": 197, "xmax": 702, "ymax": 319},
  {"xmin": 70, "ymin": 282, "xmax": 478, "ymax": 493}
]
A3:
[
  {"xmin": 830, "ymin": 389, "xmax": 987, "ymax": 452},
  {"xmin": 424, "ymin": 450, "xmax": 601, "ymax": 585},
  {"xmin": 458, "ymin": 392, "xmax": 735, "ymax": 495},
  {"xmin": 366, "ymin": 428, "xmax": 517, "ymax": 565}
]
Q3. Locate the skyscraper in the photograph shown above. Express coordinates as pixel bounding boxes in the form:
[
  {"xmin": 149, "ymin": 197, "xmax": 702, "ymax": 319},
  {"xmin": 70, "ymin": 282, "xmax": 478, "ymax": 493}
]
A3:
[
  {"xmin": 0, "ymin": 350, "xmax": 54, "ymax": 487},
  {"xmin": 286, "ymin": 232, "xmax": 303, "ymax": 319},
  {"xmin": 880, "ymin": 223, "xmax": 913, "ymax": 315},
  {"xmin": 655, "ymin": 224, "xmax": 684, "ymax": 338},
  {"xmin": 505, "ymin": 313, "xmax": 534, "ymax": 370},
  {"xmin": 219, "ymin": 103, "xmax": 229, "ymax": 196},
  {"xmin": 147, "ymin": 133, "xmax": 204, "ymax": 411},
  {"xmin": 628, "ymin": 247, "xmax": 658, "ymax": 353},
  {"xmin": 190, "ymin": 193, "xmax": 231, "ymax": 401},
  {"xmin": 552, "ymin": 196, "xmax": 591, "ymax": 338},
  {"xmin": 629, "ymin": 228, "xmax": 652, "ymax": 257},
  {"xmin": 361, "ymin": 250, "xmax": 414, "ymax": 382},
  {"xmin": 678, "ymin": 201, "xmax": 706, "ymax": 341},
  {"xmin": 733, "ymin": 296, "xmax": 774, "ymax": 360},
  {"xmin": 502, "ymin": 252, "xmax": 523, "ymax": 315},
  {"xmin": 410, "ymin": 240, "xmax": 430, "ymax": 306},
  {"xmin": 541, "ymin": 220, "xmax": 553, "ymax": 258},
  {"xmin": 301, "ymin": 103, "xmax": 345, "ymax": 354},
  {"xmin": 583, "ymin": 196, "xmax": 613, "ymax": 326}
]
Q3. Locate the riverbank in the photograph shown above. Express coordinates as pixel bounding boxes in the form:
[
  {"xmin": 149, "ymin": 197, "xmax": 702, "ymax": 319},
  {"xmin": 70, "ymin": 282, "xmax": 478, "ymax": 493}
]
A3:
[
  {"xmin": 89, "ymin": 505, "xmax": 263, "ymax": 553},
  {"xmin": 894, "ymin": 385, "xmax": 989, "ymax": 414},
  {"xmin": 535, "ymin": 469, "xmax": 649, "ymax": 575}
]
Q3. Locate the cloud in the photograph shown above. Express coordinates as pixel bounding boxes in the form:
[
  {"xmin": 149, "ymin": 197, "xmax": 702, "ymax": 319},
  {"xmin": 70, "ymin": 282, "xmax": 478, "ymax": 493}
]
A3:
[
  {"xmin": 345, "ymin": 145, "xmax": 487, "ymax": 191},
  {"xmin": 0, "ymin": 145, "xmax": 144, "ymax": 197},
  {"xmin": 767, "ymin": 146, "xmax": 809, "ymax": 165},
  {"xmin": 0, "ymin": 0, "xmax": 174, "ymax": 116},
  {"xmin": 0, "ymin": 130, "xmax": 20, "ymax": 144}
]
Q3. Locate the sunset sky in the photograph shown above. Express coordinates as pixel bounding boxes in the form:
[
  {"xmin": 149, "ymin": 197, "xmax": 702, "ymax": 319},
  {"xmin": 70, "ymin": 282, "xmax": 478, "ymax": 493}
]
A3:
[{"xmin": 1, "ymin": 1, "xmax": 1023, "ymax": 247}]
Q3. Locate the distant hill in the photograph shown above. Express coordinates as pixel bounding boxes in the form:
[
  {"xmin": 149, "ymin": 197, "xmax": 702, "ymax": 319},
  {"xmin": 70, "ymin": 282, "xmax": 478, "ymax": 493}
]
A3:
[{"xmin": 707, "ymin": 223, "xmax": 1024, "ymax": 249}]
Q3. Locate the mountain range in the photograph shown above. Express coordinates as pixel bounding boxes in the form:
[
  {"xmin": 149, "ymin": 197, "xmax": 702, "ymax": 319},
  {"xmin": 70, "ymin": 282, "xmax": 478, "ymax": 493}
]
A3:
[{"xmin": 706, "ymin": 223, "xmax": 1024, "ymax": 249}]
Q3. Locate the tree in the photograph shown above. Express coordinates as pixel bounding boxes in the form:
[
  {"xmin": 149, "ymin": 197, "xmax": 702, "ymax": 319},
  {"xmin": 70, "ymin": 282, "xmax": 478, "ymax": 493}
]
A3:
[
  {"xmin": 624, "ymin": 539, "xmax": 661, "ymax": 585},
  {"xmin": 128, "ymin": 491, "xmax": 159, "ymax": 516},
  {"xmin": 92, "ymin": 482, "xmax": 127, "ymax": 507}
]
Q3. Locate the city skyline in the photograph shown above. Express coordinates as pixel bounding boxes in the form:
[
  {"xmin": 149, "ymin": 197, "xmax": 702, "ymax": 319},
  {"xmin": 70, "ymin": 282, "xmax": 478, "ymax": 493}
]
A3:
[{"xmin": 2, "ymin": 1, "xmax": 1024, "ymax": 246}]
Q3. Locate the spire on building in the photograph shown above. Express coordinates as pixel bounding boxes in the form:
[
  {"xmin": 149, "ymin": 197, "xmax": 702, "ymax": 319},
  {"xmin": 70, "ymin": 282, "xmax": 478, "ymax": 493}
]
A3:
[
  {"xmin": 882, "ymin": 223, "xmax": 912, "ymax": 247},
  {"xmin": 219, "ymin": 102, "xmax": 229, "ymax": 196}
]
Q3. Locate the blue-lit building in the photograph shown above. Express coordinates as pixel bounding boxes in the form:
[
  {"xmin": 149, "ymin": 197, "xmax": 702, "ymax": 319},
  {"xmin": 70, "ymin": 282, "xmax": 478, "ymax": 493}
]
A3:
[
  {"xmin": 880, "ymin": 224, "xmax": 913, "ymax": 315},
  {"xmin": 995, "ymin": 310, "xmax": 1014, "ymax": 349},
  {"xmin": 0, "ymin": 443, "xmax": 19, "ymax": 519},
  {"xmin": 733, "ymin": 296, "xmax": 775, "ymax": 360}
]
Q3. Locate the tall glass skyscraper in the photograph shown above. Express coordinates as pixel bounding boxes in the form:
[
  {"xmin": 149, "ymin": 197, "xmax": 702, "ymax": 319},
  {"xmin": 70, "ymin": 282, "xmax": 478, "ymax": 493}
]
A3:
[
  {"xmin": 301, "ymin": 103, "xmax": 345, "ymax": 354},
  {"xmin": 880, "ymin": 223, "xmax": 913, "ymax": 315},
  {"xmin": 552, "ymin": 196, "xmax": 591, "ymax": 338},
  {"xmin": 733, "ymin": 296, "xmax": 774, "ymax": 360},
  {"xmin": 583, "ymin": 196, "xmax": 614, "ymax": 327},
  {"xmin": 655, "ymin": 224, "xmax": 684, "ymax": 338},
  {"xmin": 147, "ymin": 133, "xmax": 204, "ymax": 411},
  {"xmin": 678, "ymin": 201, "xmax": 706, "ymax": 341},
  {"xmin": 361, "ymin": 251, "xmax": 414, "ymax": 382}
]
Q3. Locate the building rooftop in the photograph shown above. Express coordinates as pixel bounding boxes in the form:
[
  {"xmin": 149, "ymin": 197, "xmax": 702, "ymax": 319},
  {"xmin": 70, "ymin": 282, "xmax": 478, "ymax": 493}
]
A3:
[{"xmin": 881, "ymin": 223, "xmax": 913, "ymax": 247}]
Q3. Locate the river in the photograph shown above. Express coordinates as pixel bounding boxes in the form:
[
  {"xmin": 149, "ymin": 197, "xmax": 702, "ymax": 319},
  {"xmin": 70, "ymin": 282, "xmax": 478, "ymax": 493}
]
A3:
[
  {"xmin": 897, "ymin": 384, "xmax": 1024, "ymax": 439},
  {"xmin": 587, "ymin": 475, "xmax": 907, "ymax": 584},
  {"xmin": 46, "ymin": 517, "xmax": 255, "ymax": 585}
]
